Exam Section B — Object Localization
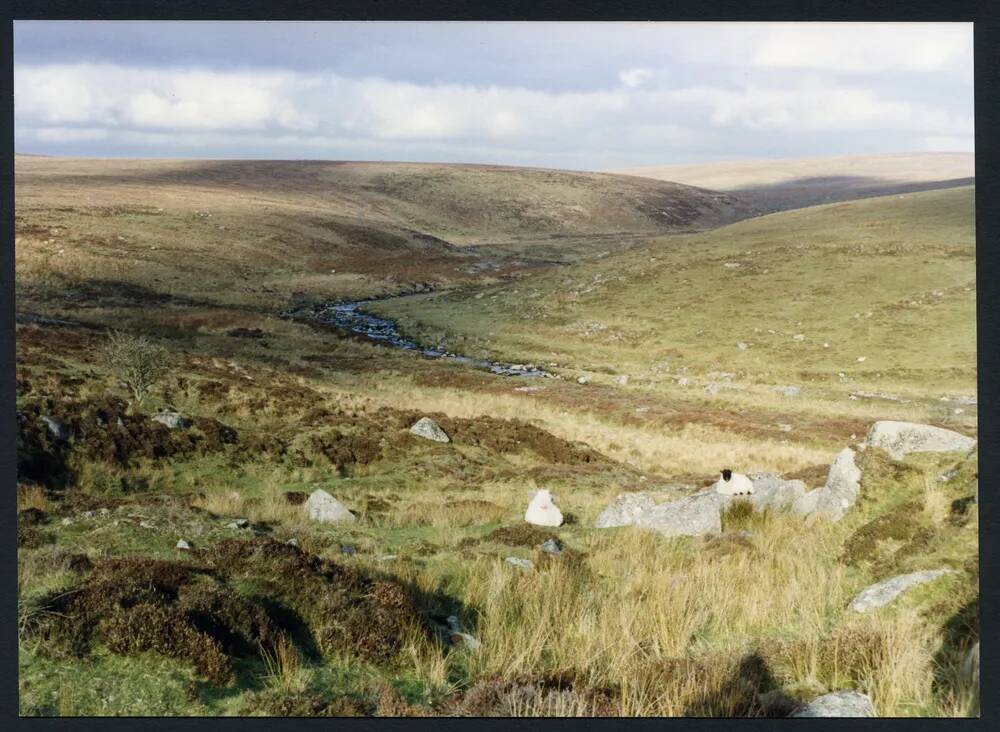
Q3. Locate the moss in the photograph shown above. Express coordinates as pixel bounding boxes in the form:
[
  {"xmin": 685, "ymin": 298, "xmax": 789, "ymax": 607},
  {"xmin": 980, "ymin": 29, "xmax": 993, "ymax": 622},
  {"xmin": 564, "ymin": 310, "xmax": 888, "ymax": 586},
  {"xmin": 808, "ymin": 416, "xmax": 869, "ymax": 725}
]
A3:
[{"xmin": 840, "ymin": 500, "xmax": 930, "ymax": 566}]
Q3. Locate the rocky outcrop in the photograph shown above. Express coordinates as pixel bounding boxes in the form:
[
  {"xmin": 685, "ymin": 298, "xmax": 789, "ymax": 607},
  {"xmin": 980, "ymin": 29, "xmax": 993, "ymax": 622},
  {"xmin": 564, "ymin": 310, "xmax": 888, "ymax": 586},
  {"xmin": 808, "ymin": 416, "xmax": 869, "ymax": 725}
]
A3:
[
  {"xmin": 594, "ymin": 492, "xmax": 660, "ymax": 529},
  {"xmin": 152, "ymin": 409, "xmax": 192, "ymax": 430},
  {"xmin": 792, "ymin": 448, "xmax": 861, "ymax": 522},
  {"xmin": 633, "ymin": 490, "xmax": 726, "ymax": 537},
  {"xmin": 746, "ymin": 473, "xmax": 807, "ymax": 513},
  {"xmin": 409, "ymin": 417, "xmax": 451, "ymax": 443},
  {"xmin": 791, "ymin": 690, "xmax": 875, "ymax": 717},
  {"xmin": 304, "ymin": 489, "xmax": 356, "ymax": 524},
  {"xmin": 849, "ymin": 569, "xmax": 954, "ymax": 613},
  {"xmin": 864, "ymin": 421, "xmax": 975, "ymax": 460}
]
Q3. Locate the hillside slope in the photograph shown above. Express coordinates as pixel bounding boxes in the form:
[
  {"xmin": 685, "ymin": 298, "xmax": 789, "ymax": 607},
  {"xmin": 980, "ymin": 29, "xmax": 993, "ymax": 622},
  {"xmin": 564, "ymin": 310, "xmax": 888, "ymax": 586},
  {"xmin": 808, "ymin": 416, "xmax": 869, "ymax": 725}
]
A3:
[
  {"xmin": 371, "ymin": 186, "xmax": 976, "ymax": 398},
  {"xmin": 15, "ymin": 156, "xmax": 757, "ymax": 308},
  {"xmin": 613, "ymin": 153, "xmax": 974, "ymax": 213}
]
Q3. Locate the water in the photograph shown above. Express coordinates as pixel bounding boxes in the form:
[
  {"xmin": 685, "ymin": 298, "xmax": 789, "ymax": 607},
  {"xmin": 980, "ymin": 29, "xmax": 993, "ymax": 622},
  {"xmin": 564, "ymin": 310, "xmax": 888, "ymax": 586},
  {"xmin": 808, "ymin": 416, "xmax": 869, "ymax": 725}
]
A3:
[{"xmin": 311, "ymin": 300, "xmax": 549, "ymax": 378}]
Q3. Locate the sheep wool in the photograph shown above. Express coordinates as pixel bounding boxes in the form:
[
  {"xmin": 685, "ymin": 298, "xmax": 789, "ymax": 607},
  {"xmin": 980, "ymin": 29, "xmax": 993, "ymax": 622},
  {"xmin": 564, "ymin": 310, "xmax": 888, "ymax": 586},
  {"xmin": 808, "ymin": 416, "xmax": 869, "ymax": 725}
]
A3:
[
  {"xmin": 715, "ymin": 472, "xmax": 755, "ymax": 496},
  {"xmin": 525, "ymin": 489, "xmax": 564, "ymax": 527}
]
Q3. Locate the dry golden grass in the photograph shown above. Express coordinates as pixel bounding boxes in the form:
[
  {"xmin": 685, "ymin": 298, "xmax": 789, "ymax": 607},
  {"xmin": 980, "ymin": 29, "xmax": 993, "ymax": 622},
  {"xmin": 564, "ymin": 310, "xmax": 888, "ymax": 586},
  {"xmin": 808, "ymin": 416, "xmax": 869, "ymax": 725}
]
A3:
[{"xmin": 17, "ymin": 484, "xmax": 50, "ymax": 513}]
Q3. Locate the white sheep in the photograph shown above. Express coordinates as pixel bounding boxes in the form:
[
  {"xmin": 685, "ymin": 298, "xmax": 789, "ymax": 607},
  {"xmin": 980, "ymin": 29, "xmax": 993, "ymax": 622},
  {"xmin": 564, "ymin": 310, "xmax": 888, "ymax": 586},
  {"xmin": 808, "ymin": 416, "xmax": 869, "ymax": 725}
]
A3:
[
  {"xmin": 714, "ymin": 469, "xmax": 754, "ymax": 496},
  {"xmin": 525, "ymin": 489, "xmax": 564, "ymax": 527}
]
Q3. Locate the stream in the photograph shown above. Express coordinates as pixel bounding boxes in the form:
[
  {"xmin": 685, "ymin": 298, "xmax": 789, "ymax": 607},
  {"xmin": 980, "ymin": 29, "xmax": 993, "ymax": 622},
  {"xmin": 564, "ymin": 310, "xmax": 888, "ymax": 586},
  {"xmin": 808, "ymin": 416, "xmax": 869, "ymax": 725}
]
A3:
[{"xmin": 308, "ymin": 299, "xmax": 549, "ymax": 378}]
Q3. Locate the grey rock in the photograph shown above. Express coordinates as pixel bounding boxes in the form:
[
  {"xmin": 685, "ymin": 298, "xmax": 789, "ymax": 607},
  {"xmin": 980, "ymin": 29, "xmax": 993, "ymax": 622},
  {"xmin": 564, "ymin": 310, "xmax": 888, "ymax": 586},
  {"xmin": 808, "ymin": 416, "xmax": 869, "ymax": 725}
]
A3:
[
  {"xmin": 446, "ymin": 615, "xmax": 481, "ymax": 651},
  {"xmin": 864, "ymin": 421, "xmax": 976, "ymax": 460},
  {"xmin": 340, "ymin": 544, "xmax": 357, "ymax": 555},
  {"xmin": 539, "ymin": 538, "xmax": 562, "ymax": 555},
  {"xmin": 746, "ymin": 473, "xmax": 807, "ymax": 512},
  {"xmin": 850, "ymin": 569, "xmax": 955, "ymax": 612},
  {"xmin": 615, "ymin": 375, "xmax": 629, "ymax": 385},
  {"xmin": 794, "ymin": 448, "xmax": 861, "ymax": 522},
  {"xmin": 594, "ymin": 492, "xmax": 660, "ymax": 528},
  {"xmin": 792, "ymin": 690, "xmax": 874, "ymax": 718},
  {"xmin": 634, "ymin": 490, "xmax": 725, "ymax": 537},
  {"xmin": 176, "ymin": 539, "xmax": 191, "ymax": 550},
  {"xmin": 505, "ymin": 556, "xmax": 534, "ymax": 570},
  {"xmin": 409, "ymin": 417, "xmax": 450, "ymax": 443},
  {"xmin": 227, "ymin": 518, "xmax": 250, "ymax": 529},
  {"xmin": 961, "ymin": 642, "xmax": 980, "ymax": 688},
  {"xmin": 41, "ymin": 415, "xmax": 69, "ymax": 441},
  {"xmin": 772, "ymin": 385, "xmax": 801, "ymax": 398},
  {"xmin": 152, "ymin": 409, "xmax": 192, "ymax": 429},
  {"xmin": 577, "ymin": 375, "xmax": 590, "ymax": 385},
  {"xmin": 139, "ymin": 520, "xmax": 156, "ymax": 529},
  {"xmin": 737, "ymin": 342, "xmax": 749, "ymax": 351},
  {"xmin": 285, "ymin": 538, "xmax": 299, "ymax": 547},
  {"xmin": 304, "ymin": 489, "xmax": 356, "ymax": 524}
]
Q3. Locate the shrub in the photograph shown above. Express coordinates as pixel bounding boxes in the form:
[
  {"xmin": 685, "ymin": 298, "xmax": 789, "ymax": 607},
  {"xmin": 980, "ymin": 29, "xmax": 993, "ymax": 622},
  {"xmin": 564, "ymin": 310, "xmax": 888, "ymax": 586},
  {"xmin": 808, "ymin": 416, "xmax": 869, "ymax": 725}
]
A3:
[{"xmin": 101, "ymin": 330, "xmax": 168, "ymax": 407}]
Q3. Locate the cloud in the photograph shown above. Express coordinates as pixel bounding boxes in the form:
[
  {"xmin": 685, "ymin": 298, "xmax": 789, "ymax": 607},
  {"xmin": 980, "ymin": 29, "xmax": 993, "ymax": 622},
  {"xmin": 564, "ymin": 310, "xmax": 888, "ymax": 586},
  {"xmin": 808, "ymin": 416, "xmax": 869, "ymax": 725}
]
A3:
[
  {"xmin": 619, "ymin": 67, "xmax": 652, "ymax": 88},
  {"xmin": 13, "ymin": 55, "xmax": 974, "ymax": 167}
]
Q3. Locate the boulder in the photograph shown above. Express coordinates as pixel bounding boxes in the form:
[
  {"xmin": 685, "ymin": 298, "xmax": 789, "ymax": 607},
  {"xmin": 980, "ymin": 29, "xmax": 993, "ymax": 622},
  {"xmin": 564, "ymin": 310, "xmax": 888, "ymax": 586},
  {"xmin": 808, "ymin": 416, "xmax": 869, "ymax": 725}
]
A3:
[
  {"xmin": 594, "ymin": 492, "xmax": 660, "ymax": 528},
  {"xmin": 539, "ymin": 538, "xmax": 562, "ymax": 555},
  {"xmin": 153, "ymin": 409, "xmax": 192, "ymax": 430},
  {"xmin": 961, "ymin": 642, "xmax": 980, "ymax": 688},
  {"xmin": 793, "ymin": 448, "xmax": 861, "ymax": 522},
  {"xmin": 634, "ymin": 490, "xmax": 725, "ymax": 537},
  {"xmin": 850, "ymin": 569, "xmax": 954, "ymax": 613},
  {"xmin": 505, "ymin": 556, "xmax": 534, "ymax": 570},
  {"xmin": 525, "ymin": 489, "xmax": 564, "ymax": 527},
  {"xmin": 41, "ymin": 415, "xmax": 69, "ymax": 441},
  {"xmin": 791, "ymin": 690, "xmax": 874, "ymax": 717},
  {"xmin": 176, "ymin": 539, "xmax": 191, "ymax": 550},
  {"xmin": 746, "ymin": 473, "xmax": 807, "ymax": 513},
  {"xmin": 864, "ymin": 421, "xmax": 976, "ymax": 460},
  {"xmin": 304, "ymin": 489, "xmax": 356, "ymax": 524},
  {"xmin": 409, "ymin": 417, "xmax": 450, "ymax": 443},
  {"xmin": 446, "ymin": 616, "xmax": 481, "ymax": 651}
]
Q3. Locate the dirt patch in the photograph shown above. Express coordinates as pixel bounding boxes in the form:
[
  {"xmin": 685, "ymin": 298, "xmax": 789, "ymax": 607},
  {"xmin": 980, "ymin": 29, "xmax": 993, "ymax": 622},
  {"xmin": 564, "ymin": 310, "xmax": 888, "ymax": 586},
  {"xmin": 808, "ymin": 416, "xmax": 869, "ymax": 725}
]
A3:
[{"xmin": 464, "ymin": 524, "xmax": 559, "ymax": 548}]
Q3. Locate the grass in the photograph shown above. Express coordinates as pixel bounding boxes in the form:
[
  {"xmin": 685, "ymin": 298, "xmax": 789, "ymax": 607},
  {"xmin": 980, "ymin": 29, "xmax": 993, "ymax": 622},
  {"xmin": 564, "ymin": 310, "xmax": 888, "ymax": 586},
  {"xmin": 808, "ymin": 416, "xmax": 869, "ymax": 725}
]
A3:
[{"xmin": 15, "ymin": 157, "xmax": 977, "ymax": 717}]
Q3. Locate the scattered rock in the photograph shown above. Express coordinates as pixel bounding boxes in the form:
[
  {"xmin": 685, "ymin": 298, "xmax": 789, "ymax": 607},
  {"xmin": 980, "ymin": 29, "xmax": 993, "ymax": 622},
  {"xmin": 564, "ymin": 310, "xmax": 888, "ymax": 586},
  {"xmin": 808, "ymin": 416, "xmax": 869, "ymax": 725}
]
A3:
[
  {"xmin": 577, "ymin": 375, "xmax": 590, "ymax": 385},
  {"xmin": 793, "ymin": 448, "xmax": 861, "ymax": 522},
  {"xmin": 777, "ymin": 423, "xmax": 793, "ymax": 433},
  {"xmin": 446, "ymin": 616, "xmax": 481, "ymax": 651},
  {"xmin": 772, "ymin": 385, "xmax": 801, "ymax": 398},
  {"xmin": 304, "ymin": 489, "xmax": 356, "ymax": 524},
  {"xmin": 737, "ymin": 342, "xmax": 749, "ymax": 351},
  {"xmin": 505, "ymin": 556, "xmax": 534, "ymax": 570},
  {"xmin": 864, "ymin": 421, "xmax": 976, "ymax": 460},
  {"xmin": 409, "ymin": 417, "xmax": 450, "ymax": 443},
  {"xmin": 176, "ymin": 539, "xmax": 191, "ymax": 550},
  {"xmin": 539, "ymin": 538, "xmax": 562, "ymax": 555},
  {"xmin": 525, "ymin": 489, "xmax": 564, "ymax": 527},
  {"xmin": 962, "ymin": 642, "xmax": 980, "ymax": 688},
  {"xmin": 723, "ymin": 262, "xmax": 741, "ymax": 269},
  {"xmin": 285, "ymin": 538, "xmax": 299, "ymax": 547},
  {"xmin": 792, "ymin": 690, "xmax": 875, "ymax": 717},
  {"xmin": 340, "ymin": 544, "xmax": 357, "ymax": 556},
  {"xmin": 850, "ymin": 569, "xmax": 955, "ymax": 613},
  {"xmin": 615, "ymin": 375, "xmax": 629, "ymax": 385},
  {"xmin": 152, "ymin": 409, "xmax": 192, "ymax": 430},
  {"xmin": 226, "ymin": 518, "xmax": 250, "ymax": 530},
  {"xmin": 41, "ymin": 415, "xmax": 69, "ymax": 441},
  {"xmin": 793, "ymin": 334, "xmax": 805, "ymax": 342}
]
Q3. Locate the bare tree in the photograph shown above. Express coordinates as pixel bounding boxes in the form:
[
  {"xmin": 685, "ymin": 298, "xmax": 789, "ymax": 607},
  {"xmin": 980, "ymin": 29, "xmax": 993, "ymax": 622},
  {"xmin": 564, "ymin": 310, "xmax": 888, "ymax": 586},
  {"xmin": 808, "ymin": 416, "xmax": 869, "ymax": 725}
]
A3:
[{"xmin": 101, "ymin": 330, "xmax": 168, "ymax": 407}]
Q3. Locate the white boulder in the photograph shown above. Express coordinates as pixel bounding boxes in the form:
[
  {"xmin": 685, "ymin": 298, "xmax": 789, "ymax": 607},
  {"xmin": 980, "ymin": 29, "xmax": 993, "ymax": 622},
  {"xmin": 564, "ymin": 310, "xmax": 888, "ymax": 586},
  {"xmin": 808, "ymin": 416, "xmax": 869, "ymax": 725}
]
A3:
[
  {"xmin": 864, "ymin": 421, "xmax": 976, "ymax": 460},
  {"xmin": 634, "ymin": 490, "xmax": 726, "ymax": 537},
  {"xmin": 410, "ymin": 417, "xmax": 450, "ymax": 443},
  {"xmin": 305, "ymin": 489, "xmax": 356, "ymax": 524},
  {"xmin": 525, "ymin": 489, "xmax": 563, "ymax": 527}
]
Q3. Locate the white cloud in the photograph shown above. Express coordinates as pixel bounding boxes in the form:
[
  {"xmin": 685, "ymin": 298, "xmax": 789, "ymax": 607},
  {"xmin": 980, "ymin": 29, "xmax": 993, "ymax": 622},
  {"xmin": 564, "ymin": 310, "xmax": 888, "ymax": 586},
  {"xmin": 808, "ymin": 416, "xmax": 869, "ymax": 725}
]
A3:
[
  {"xmin": 13, "ymin": 59, "xmax": 974, "ymax": 166},
  {"xmin": 619, "ymin": 67, "xmax": 652, "ymax": 88}
]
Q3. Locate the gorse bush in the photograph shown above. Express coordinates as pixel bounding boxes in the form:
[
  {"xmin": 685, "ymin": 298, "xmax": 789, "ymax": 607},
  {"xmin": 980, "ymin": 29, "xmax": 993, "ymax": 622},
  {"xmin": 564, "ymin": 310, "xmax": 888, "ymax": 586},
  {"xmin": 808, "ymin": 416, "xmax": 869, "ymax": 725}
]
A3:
[{"xmin": 101, "ymin": 330, "xmax": 168, "ymax": 407}]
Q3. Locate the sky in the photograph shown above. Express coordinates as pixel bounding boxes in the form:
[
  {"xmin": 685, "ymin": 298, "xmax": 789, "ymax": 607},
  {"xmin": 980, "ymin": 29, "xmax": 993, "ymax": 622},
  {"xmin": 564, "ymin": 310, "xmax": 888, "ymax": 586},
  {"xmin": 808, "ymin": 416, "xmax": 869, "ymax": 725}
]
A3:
[{"xmin": 13, "ymin": 21, "xmax": 975, "ymax": 170}]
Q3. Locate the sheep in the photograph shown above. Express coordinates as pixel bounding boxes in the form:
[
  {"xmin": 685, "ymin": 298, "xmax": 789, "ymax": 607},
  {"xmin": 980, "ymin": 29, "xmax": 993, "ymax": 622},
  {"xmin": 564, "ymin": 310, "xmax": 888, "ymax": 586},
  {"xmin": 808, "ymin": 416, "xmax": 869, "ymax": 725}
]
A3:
[
  {"xmin": 714, "ymin": 468, "xmax": 755, "ymax": 496},
  {"xmin": 525, "ymin": 489, "xmax": 564, "ymax": 527}
]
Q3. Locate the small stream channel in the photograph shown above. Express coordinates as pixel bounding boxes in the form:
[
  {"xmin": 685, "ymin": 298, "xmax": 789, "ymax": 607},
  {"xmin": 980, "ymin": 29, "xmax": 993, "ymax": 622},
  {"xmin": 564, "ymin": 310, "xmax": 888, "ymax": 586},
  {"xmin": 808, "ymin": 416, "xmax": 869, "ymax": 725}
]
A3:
[{"xmin": 306, "ymin": 298, "xmax": 549, "ymax": 378}]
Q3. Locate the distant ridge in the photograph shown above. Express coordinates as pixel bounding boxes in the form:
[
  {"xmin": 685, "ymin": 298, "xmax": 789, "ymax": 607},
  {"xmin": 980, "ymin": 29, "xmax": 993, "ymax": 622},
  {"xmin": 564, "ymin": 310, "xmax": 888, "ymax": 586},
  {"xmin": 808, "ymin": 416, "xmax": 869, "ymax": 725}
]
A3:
[{"xmin": 612, "ymin": 152, "xmax": 974, "ymax": 213}]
